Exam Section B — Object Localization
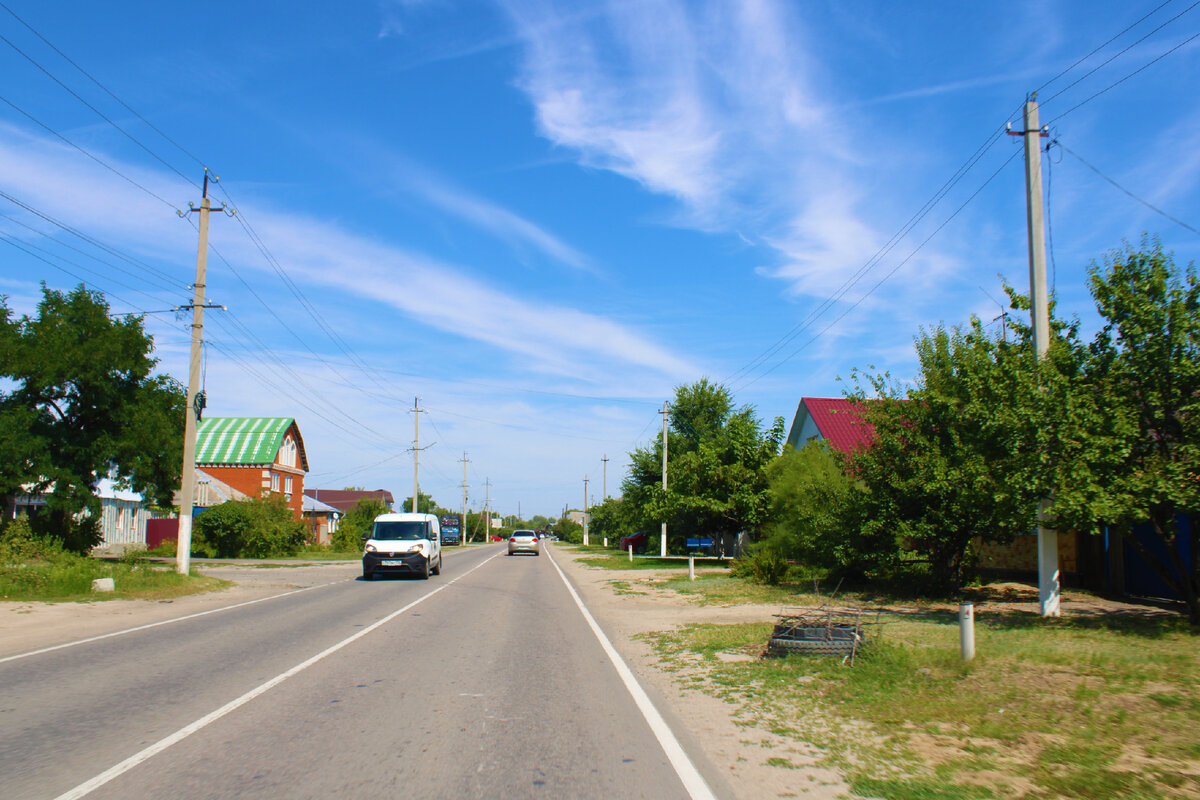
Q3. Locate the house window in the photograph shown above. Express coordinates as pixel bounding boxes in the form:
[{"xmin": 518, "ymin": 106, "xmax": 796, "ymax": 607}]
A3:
[
  {"xmin": 285, "ymin": 475, "xmax": 293, "ymax": 494},
  {"xmin": 271, "ymin": 472, "xmax": 280, "ymax": 492},
  {"xmin": 279, "ymin": 436, "xmax": 297, "ymax": 468}
]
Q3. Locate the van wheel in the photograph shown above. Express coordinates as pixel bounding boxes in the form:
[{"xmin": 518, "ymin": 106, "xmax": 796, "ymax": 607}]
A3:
[
  {"xmin": 432, "ymin": 555, "xmax": 442, "ymax": 576},
  {"xmin": 421, "ymin": 559, "xmax": 430, "ymax": 580}
]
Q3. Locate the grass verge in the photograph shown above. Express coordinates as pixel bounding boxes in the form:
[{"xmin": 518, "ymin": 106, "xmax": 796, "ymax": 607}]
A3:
[
  {"xmin": 1, "ymin": 554, "xmax": 228, "ymax": 602},
  {"xmin": 642, "ymin": 610, "xmax": 1200, "ymax": 799}
]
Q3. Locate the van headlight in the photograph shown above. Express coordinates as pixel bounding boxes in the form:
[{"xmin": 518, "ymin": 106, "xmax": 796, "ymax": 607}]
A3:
[
  {"xmin": 364, "ymin": 543, "xmax": 377, "ymax": 553},
  {"xmin": 406, "ymin": 542, "xmax": 426, "ymax": 554}
]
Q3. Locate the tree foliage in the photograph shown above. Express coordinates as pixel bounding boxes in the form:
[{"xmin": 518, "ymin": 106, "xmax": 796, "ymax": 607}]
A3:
[
  {"xmin": 1041, "ymin": 239, "xmax": 1200, "ymax": 622},
  {"xmin": 622, "ymin": 379, "xmax": 784, "ymax": 552},
  {"xmin": 846, "ymin": 321, "xmax": 1046, "ymax": 590},
  {"xmin": 761, "ymin": 440, "xmax": 869, "ymax": 574},
  {"xmin": 334, "ymin": 497, "xmax": 391, "ymax": 552},
  {"xmin": 192, "ymin": 494, "xmax": 306, "ymax": 558},
  {"xmin": 0, "ymin": 286, "xmax": 185, "ymax": 551}
]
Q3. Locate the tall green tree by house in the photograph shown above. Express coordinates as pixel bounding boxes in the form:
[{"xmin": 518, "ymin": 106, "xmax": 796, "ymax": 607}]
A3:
[
  {"xmin": 0, "ymin": 285, "xmax": 185, "ymax": 551},
  {"xmin": 1041, "ymin": 239, "xmax": 1200, "ymax": 623},
  {"xmin": 846, "ymin": 320, "xmax": 1046, "ymax": 590},
  {"xmin": 623, "ymin": 379, "xmax": 784, "ymax": 551}
]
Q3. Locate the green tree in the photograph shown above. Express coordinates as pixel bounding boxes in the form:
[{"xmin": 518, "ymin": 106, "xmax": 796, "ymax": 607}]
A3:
[
  {"xmin": 847, "ymin": 320, "xmax": 1045, "ymax": 590},
  {"xmin": 192, "ymin": 494, "xmax": 306, "ymax": 558},
  {"xmin": 761, "ymin": 440, "xmax": 868, "ymax": 573},
  {"xmin": 552, "ymin": 514, "xmax": 583, "ymax": 544},
  {"xmin": 623, "ymin": 379, "xmax": 784, "ymax": 553},
  {"xmin": 399, "ymin": 492, "xmax": 441, "ymax": 514},
  {"xmin": 0, "ymin": 286, "xmax": 185, "ymax": 551},
  {"xmin": 588, "ymin": 497, "xmax": 636, "ymax": 546},
  {"xmin": 334, "ymin": 497, "xmax": 390, "ymax": 552},
  {"xmin": 1042, "ymin": 239, "xmax": 1200, "ymax": 622}
]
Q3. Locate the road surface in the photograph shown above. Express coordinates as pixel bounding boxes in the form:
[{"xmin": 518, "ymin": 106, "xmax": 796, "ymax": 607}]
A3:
[{"xmin": 0, "ymin": 544, "xmax": 727, "ymax": 799}]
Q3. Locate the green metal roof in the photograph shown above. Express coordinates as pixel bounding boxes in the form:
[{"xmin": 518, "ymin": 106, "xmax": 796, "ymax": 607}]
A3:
[{"xmin": 195, "ymin": 417, "xmax": 306, "ymax": 469}]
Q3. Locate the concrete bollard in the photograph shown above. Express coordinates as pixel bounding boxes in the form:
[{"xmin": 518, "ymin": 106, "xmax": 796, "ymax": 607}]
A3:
[
  {"xmin": 603, "ymin": 537, "xmax": 608, "ymax": 548},
  {"xmin": 959, "ymin": 602, "xmax": 975, "ymax": 661},
  {"xmin": 688, "ymin": 554, "xmax": 695, "ymax": 581},
  {"xmin": 92, "ymin": 578, "xmax": 115, "ymax": 593},
  {"xmin": 628, "ymin": 544, "xmax": 633, "ymax": 562}
]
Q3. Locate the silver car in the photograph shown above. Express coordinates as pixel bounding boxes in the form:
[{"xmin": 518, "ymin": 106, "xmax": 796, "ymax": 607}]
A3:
[{"xmin": 507, "ymin": 529, "xmax": 540, "ymax": 556}]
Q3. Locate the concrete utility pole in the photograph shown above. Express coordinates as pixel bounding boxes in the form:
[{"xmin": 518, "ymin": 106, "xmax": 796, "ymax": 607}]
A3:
[
  {"xmin": 484, "ymin": 478, "xmax": 492, "ymax": 539},
  {"xmin": 408, "ymin": 397, "xmax": 433, "ymax": 514},
  {"xmin": 1011, "ymin": 94, "xmax": 1058, "ymax": 617},
  {"xmin": 602, "ymin": 454, "xmax": 609, "ymax": 500},
  {"xmin": 583, "ymin": 476, "xmax": 589, "ymax": 546},
  {"xmin": 460, "ymin": 451, "xmax": 469, "ymax": 542},
  {"xmin": 660, "ymin": 402, "xmax": 670, "ymax": 557},
  {"xmin": 176, "ymin": 173, "xmax": 228, "ymax": 576}
]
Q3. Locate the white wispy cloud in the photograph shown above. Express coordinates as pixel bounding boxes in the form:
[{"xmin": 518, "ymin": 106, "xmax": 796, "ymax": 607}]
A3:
[
  {"xmin": 498, "ymin": 0, "xmax": 948, "ymax": 305},
  {"xmin": 0, "ymin": 122, "xmax": 696, "ymax": 389}
]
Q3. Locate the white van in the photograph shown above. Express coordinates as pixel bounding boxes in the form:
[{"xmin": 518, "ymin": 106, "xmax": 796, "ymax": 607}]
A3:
[{"xmin": 362, "ymin": 512, "xmax": 443, "ymax": 581}]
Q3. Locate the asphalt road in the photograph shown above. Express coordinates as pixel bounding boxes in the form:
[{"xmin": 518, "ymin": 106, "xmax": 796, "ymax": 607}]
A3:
[{"xmin": 0, "ymin": 544, "xmax": 724, "ymax": 800}]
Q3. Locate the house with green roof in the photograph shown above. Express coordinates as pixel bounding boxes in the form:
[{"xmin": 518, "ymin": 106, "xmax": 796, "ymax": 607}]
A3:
[{"xmin": 194, "ymin": 417, "xmax": 309, "ymax": 519}]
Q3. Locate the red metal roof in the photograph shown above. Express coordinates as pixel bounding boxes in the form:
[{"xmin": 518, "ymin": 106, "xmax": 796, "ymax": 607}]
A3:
[
  {"xmin": 301, "ymin": 488, "xmax": 394, "ymax": 514},
  {"xmin": 802, "ymin": 397, "xmax": 876, "ymax": 455}
]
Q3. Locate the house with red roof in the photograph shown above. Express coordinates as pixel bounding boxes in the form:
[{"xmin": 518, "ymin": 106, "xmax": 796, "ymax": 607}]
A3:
[
  {"xmin": 301, "ymin": 488, "xmax": 395, "ymax": 515},
  {"xmin": 785, "ymin": 397, "xmax": 876, "ymax": 456}
]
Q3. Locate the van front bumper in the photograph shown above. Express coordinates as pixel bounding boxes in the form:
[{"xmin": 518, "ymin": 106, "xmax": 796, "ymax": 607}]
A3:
[{"xmin": 363, "ymin": 551, "xmax": 429, "ymax": 574}]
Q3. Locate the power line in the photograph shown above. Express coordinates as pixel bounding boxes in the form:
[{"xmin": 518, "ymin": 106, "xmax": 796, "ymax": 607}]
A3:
[
  {"xmin": 0, "ymin": 27, "xmax": 199, "ymax": 187},
  {"xmin": 1040, "ymin": 0, "xmax": 1200, "ymax": 108},
  {"xmin": 0, "ymin": 91, "xmax": 183, "ymax": 212},
  {"xmin": 735, "ymin": 149, "xmax": 1023, "ymax": 392},
  {"xmin": 0, "ymin": 0, "xmax": 208, "ymax": 170},
  {"xmin": 1052, "ymin": 138, "xmax": 1200, "ymax": 237},
  {"xmin": 1046, "ymin": 28, "xmax": 1200, "ymax": 124},
  {"xmin": 1033, "ymin": 0, "xmax": 1187, "ymax": 96}
]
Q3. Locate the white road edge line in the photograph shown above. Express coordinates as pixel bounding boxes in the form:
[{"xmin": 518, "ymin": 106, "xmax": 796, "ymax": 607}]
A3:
[
  {"xmin": 546, "ymin": 549, "xmax": 717, "ymax": 800},
  {"xmin": 0, "ymin": 582, "xmax": 342, "ymax": 665},
  {"xmin": 52, "ymin": 550, "xmax": 503, "ymax": 800}
]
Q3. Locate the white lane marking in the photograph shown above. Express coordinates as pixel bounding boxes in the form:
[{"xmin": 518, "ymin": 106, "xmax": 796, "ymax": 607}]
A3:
[
  {"xmin": 2, "ymin": 547, "xmax": 487, "ymax": 665},
  {"xmin": 53, "ymin": 551, "xmax": 503, "ymax": 800},
  {"xmin": 546, "ymin": 549, "xmax": 718, "ymax": 800},
  {"xmin": 0, "ymin": 581, "xmax": 344, "ymax": 665}
]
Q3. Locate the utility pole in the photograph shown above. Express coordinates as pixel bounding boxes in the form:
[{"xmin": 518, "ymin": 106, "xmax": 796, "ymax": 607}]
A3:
[
  {"xmin": 602, "ymin": 454, "xmax": 609, "ymax": 501},
  {"xmin": 176, "ymin": 172, "xmax": 228, "ymax": 576},
  {"xmin": 583, "ymin": 476, "xmax": 589, "ymax": 546},
  {"xmin": 660, "ymin": 401, "xmax": 670, "ymax": 557},
  {"xmin": 408, "ymin": 397, "xmax": 433, "ymax": 514},
  {"xmin": 484, "ymin": 478, "xmax": 492, "ymax": 540},
  {"xmin": 1010, "ymin": 93, "xmax": 1058, "ymax": 617},
  {"xmin": 460, "ymin": 451, "xmax": 469, "ymax": 542}
]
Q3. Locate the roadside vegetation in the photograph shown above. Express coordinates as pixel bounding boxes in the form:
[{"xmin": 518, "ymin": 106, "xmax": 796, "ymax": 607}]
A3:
[
  {"xmin": 0, "ymin": 517, "xmax": 224, "ymax": 601},
  {"xmin": 644, "ymin": 611, "xmax": 1200, "ymax": 800}
]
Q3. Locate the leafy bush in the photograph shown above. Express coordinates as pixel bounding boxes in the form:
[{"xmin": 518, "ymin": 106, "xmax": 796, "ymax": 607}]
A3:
[
  {"xmin": 730, "ymin": 548, "xmax": 789, "ymax": 585},
  {"xmin": 192, "ymin": 495, "xmax": 306, "ymax": 558},
  {"xmin": 334, "ymin": 498, "xmax": 390, "ymax": 552},
  {"xmin": 0, "ymin": 515, "xmax": 61, "ymax": 562}
]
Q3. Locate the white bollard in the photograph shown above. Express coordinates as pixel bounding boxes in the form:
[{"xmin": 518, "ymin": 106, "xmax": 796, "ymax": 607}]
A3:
[
  {"xmin": 688, "ymin": 554, "xmax": 695, "ymax": 581},
  {"xmin": 959, "ymin": 602, "xmax": 975, "ymax": 661},
  {"xmin": 628, "ymin": 544, "xmax": 633, "ymax": 562},
  {"xmin": 92, "ymin": 578, "xmax": 115, "ymax": 593},
  {"xmin": 603, "ymin": 537, "xmax": 608, "ymax": 548}
]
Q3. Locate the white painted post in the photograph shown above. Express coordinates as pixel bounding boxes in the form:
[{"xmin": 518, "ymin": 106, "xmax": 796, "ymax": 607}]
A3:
[
  {"xmin": 628, "ymin": 544, "xmax": 633, "ymax": 562},
  {"xmin": 959, "ymin": 603, "xmax": 975, "ymax": 662},
  {"xmin": 688, "ymin": 554, "xmax": 695, "ymax": 581},
  {"xmin": 603, "ymin": 537, "xmax": 608, "ymax": 548}
]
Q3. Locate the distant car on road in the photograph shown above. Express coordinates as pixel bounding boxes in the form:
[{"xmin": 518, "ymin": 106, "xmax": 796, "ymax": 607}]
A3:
[
  {"xmin": 620, "ymin": 530, "xmax": 649, "ymax": 554},
  {"xmin": 508, "ymin": 529, "xmax": 540, "ymax": 556}
]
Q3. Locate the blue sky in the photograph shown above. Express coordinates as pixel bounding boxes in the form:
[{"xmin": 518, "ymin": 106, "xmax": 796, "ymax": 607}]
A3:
[{"xmin": 0, "ymin": 1, "xmax": 1197, "ymax": 518}]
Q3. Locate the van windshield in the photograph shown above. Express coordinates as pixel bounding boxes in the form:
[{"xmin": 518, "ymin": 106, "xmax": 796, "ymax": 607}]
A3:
[{"xmin": 371, "ymin": 521, "xmax": 429, "ymax": 540}]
